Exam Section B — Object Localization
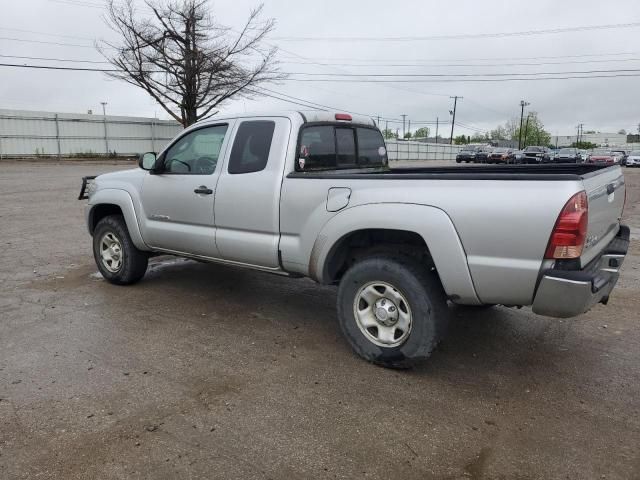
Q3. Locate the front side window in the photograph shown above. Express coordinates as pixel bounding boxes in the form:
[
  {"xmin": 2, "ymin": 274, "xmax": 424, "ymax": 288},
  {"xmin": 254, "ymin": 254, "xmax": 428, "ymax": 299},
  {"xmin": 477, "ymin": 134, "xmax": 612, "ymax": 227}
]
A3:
[
  {"xmin": 162, "ymin": 125, "xmax": 227, "ymax": 175},
  {"xmin": 228, "ymin": 121, "xmax": 276, "ymax": 174},
  {"xmin": 163, "ymin": 125, "xmax": 228, "ymax": 174}
]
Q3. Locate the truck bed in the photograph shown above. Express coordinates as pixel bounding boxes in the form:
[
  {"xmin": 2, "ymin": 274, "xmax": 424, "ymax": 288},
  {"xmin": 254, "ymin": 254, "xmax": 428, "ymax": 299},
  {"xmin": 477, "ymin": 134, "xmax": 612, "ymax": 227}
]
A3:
[{"xmin": 288, "ymin": 163, "xmax": 611, "ymax": 181}]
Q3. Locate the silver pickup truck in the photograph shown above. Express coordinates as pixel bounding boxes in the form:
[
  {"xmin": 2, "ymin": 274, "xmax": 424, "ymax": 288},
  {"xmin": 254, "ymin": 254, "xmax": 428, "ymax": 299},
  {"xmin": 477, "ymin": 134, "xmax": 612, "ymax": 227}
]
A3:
[{"xmin": 79, "ymin": 111, "xmax": 629, "ymax": 368}]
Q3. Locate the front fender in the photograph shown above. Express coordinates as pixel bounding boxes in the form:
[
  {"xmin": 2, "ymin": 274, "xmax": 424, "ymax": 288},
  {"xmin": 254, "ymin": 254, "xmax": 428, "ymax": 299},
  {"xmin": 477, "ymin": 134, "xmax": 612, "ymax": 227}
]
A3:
[
  {"xmin": 312, "ymin": 203, "xmax": 480, "ymax": 305},
  {"xmin": 86, "ymin": 189, "xmax": 149, "ymax": 251}
]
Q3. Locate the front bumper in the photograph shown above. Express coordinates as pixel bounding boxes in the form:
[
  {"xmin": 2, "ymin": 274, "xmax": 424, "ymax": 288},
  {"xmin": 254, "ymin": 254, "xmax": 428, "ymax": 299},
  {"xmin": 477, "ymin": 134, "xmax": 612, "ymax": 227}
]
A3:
[{"xmin": 532, "ymin": 225, "xmax": 630, "ymax": 318}]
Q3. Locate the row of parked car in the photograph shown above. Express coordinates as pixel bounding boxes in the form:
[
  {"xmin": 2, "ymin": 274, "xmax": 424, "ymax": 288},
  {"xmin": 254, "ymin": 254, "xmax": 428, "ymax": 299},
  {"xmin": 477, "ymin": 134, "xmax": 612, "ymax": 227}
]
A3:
[{"xmin": 456, "ymin": 145, "xmax": 640, "ymax": 166}]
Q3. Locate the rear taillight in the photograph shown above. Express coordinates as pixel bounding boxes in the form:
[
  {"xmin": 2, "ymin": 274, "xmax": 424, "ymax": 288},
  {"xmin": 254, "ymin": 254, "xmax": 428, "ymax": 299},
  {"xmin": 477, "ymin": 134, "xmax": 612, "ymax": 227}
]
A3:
[{"xmin": 544, "ymin": 191, "xmax": 588, "ymax": 259}]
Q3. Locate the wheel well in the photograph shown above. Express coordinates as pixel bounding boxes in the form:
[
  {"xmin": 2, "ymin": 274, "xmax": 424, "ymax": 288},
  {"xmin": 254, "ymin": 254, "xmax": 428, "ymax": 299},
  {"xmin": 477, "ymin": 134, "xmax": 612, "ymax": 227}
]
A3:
[
  {"xmin": 89, "ymin": 204, "xmax": 123, "ymax": 235},
  {"xmin": 323, "ymin": 229, "xmax": 434, "ymax": 284}
]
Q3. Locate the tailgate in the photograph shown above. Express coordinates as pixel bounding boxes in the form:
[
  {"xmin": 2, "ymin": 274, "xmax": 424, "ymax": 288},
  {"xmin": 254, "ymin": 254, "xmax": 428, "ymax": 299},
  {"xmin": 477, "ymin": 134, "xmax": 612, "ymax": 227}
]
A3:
[{"xmin": 580, "ymin": 166, "xmax": 625, "ymax": 266}]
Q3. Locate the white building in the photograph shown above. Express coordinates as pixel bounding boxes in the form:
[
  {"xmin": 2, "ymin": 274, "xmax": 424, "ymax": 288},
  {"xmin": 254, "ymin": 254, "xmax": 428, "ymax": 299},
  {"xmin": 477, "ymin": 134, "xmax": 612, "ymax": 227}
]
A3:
[{"xmin": 551, "ymin": 132, "xmax": 627, "ymax": 148}]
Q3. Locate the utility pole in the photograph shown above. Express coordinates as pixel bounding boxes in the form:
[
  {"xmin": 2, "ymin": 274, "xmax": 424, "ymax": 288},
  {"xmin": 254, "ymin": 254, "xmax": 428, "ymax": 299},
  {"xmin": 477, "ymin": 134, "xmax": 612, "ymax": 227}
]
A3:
[
  {"xmin": 435, "ymin": 117, "xmax": 439, "ymax": 144},
  {"xmin": 523, "ymin": 113, "xmax": 531, "ymax": 148},
  {"xmin": 407, "ymin": 120, "xmax": 411, "ymax": 138},
  {"xmin": 100, "ymin": 102, "xmax": 109, "ymax": 155},
  {"xmin": 377, "ymin": 115, "xmax": 380, "ymax": 126},
  {"xmin": 449, "ymin": 96, "xmax": 462, "ymax": 144},
  {"xmin": 518, "ymin": 100, "xmax": 530, "ymax": 150},
  {"xmin": 401, "ymin": 114, "xmax": 407, "ymax": 139},
  {"xmin": 385, "ymin": 120, "xmax": 388, "ymax": 137},
  {"xmin": 576, "ymin": 123, "xmax": 583, "ymax": 146}
]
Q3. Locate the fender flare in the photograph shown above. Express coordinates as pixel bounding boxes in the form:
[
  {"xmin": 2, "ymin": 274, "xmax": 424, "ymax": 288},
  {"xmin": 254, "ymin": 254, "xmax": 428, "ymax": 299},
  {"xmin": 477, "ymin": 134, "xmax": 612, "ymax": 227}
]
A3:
[
  {"xmin": 311, "ymin": 203, "xmax": 480, "ymax": 305},
  {"xmin": 87, "ymin": 189, "xmax": 149, "ymax": 251}
]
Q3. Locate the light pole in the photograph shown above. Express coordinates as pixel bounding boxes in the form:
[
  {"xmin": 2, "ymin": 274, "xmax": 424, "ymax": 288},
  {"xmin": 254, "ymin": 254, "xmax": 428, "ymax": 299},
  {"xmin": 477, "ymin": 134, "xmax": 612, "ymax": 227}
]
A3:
[
  {"xmin": 100, "ymin": 102, "xmax": 109, "ymax": 155},
  {"xmin": 523, "ymin": 113, "xmax": 532, "ymax": 148},
  {"xmin": 401, "ymin": 114, "xmax": 407, "ymax": 139},
  {"xmin": 518, "ymin": 100, "xmax": 530, "ymax": 150},
  {"xmin": 449, "ymin": 96, "xmax": 462, "ymax": 144}
]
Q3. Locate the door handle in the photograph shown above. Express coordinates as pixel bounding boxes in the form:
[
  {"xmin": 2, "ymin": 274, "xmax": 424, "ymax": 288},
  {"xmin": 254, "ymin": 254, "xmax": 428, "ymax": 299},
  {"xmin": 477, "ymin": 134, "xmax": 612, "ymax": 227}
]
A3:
[{"xmin": 194, "ymin": 186, "xmax": 213, "ymax": 195}]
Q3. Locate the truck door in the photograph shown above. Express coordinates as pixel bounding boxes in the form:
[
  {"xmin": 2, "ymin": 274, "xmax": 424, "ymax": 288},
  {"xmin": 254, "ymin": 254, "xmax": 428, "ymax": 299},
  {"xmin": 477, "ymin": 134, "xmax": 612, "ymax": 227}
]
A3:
[
  {"xmin": 139, "ymin": 122, "xmax": 233, "ymax": 257},
  {"xmin": 214, "ymin": 117, "xmax": 290, "ymax": 268}
]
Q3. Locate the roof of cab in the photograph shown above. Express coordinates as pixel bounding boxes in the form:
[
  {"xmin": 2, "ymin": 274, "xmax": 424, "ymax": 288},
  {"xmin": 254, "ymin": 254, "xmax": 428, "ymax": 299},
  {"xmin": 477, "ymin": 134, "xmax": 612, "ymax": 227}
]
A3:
[{"xmin": 194, "ymin": 110, "xmax": 377, "ymax": 128}]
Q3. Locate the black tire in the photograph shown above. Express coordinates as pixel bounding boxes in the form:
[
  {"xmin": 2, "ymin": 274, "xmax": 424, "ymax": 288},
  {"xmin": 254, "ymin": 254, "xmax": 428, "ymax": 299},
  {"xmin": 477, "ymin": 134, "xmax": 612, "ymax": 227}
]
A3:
[
  {"xmin": 93, "ymin": 214, "xmax": 148, "ymax": 285},
  {"xmin": 337, "ymin": 255, "xmax": 449, "ymax": 369}
]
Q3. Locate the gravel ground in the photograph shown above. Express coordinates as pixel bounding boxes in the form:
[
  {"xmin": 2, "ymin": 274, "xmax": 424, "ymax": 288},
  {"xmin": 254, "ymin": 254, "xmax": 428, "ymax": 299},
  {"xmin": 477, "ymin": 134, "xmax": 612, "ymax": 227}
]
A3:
[{"xmin": 1, "ymin": 160, "xmax": 639, "ymax": 480}]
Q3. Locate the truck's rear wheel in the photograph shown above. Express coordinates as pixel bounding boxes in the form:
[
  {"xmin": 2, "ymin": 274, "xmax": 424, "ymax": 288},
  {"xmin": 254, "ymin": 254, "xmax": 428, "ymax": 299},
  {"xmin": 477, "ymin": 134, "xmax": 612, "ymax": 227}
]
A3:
[
  {"xmin": 337, "ymin": 255, "xmax": 448, "ymax": 368},
  {"xmin": 93, "ymin": 215, "xmax": 148, "ymax": 285}
]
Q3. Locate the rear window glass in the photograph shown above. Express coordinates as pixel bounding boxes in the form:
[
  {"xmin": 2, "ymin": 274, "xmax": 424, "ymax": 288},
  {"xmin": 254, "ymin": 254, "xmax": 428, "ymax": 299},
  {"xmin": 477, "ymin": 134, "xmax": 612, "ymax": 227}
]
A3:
[
  {"xmin": 297, "ymin": 125, "xmax": 387, "ymax": 171},
  {"xmin": 336, "ymin": 128, "xmax": 356, "ymax": 166},
  {"xmin": 228, "ymin": 121, "xmax": 275, "ymax": 174},
  {"xmin": 357, "ymin": 128, "xmax": 386, "ymax": 165}
]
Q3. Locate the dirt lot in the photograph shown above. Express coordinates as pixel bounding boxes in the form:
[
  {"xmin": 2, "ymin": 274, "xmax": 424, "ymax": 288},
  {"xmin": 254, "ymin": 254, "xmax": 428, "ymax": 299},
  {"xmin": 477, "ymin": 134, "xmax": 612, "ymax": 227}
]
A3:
[{"xmin": 1, "ymin": 160, "xmax": 639, "ymax": 480}]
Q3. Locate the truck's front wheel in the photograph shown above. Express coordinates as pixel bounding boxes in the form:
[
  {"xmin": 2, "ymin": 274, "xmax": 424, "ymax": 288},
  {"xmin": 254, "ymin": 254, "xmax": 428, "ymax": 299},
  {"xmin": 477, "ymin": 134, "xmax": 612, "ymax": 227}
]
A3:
[
  {"xmin": 93, "ymin": 215, "xmax": 148, "ymax": 285},
  {"xmin": 337, "ymin": 255, "xmax": 448, "ymax": 368}
]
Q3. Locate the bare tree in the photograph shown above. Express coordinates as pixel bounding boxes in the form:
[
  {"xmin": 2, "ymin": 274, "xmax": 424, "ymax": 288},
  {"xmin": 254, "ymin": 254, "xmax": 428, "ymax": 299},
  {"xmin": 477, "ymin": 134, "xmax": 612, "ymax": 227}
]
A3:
[{"xmin": 99, "ymin": 0, "xmax": 284, "ymax": 126}]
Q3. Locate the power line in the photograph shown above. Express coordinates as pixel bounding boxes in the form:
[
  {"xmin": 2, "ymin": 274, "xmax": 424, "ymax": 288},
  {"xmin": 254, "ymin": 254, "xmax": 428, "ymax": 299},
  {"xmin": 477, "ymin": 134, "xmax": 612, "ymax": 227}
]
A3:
[
  {"xmin": 278, "ymin": 73, "xmax": 640, "ymax": 83},
  {"xmin": 4, "ymin": 62, "xmax": 640, "ymax": 83},
  {"xmin": 284, "ymin": 68, "xmax": 640, "ymax": 78},
  {"xmin": 279, "ymin": 51, "xmax": 639, "ymax": 63},
  {"xmin": 0, "ymin": 27, "xmax": 97, "ymax": 41},
  {"xmin": 0, "ymin": 36, "xmax": 100, "ymax": 48},
  {"xmin": 0, "ymin": 54, "xmax": 109, "ymax": 64},
  {"xmin": 271, "ymin": 21, "xmax": 640, "ymax": 42},
  {"xmin": 0, "ymin": 63, "xmax": 119, "ymax": 72},
  {"xmin": 280, "ymin": 57, "xmax": 640, "ymax": 68}
]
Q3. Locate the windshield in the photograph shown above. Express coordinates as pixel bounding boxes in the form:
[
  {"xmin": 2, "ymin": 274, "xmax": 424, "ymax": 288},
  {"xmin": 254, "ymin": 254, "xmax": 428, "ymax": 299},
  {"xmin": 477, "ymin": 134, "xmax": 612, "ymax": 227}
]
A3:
[
  {"xmin": 524, "ymin": 146, "xmax": 542, "ymax": 152},
  {"xmin": 559, "ymin": 148, "xmax": 576, "ymax": 154},
  {"xmin": 493, "ymin": 148, "xmax": 509, "ymax": 153},
  {"xmin": 631, "ymin": 151, "xmax": 640, "ymax": 156},
  {"xmin": 593, "ymin": 150, "xmax": 612, "ymax": 156}
]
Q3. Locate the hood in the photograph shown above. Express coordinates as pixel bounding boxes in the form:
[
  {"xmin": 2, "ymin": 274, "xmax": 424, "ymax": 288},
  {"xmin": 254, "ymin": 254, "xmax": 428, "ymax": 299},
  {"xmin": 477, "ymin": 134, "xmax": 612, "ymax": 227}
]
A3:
[{"xmin": 97, "ymin": 167, "xmax": 145, "ymax": 182}]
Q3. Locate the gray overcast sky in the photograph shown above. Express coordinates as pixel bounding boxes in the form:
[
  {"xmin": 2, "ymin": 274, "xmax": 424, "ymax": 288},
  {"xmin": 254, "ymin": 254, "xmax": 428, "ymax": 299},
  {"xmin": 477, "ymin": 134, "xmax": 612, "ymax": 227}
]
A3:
[{"xmin": 1, "ymin": 0, "xmax": 639, "ymax": 136}]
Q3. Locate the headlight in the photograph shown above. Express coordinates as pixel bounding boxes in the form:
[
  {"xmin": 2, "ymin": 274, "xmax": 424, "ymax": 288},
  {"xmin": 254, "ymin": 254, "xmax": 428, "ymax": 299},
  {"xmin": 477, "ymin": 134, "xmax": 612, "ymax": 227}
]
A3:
[{"xmin": 86, "ymin": 179, "xmax": 98, "ymax": 198}]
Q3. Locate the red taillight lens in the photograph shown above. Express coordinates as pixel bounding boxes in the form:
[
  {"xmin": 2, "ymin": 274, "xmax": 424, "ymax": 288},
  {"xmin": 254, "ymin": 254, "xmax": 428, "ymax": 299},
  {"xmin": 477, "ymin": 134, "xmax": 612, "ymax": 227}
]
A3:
[
  {"xmin": 544, "ymin": 191, "xmax": 588, "ymax": 259},
  {"xmin": 335, "ymin": 113, "xmax": 352, "ymax": 121}
]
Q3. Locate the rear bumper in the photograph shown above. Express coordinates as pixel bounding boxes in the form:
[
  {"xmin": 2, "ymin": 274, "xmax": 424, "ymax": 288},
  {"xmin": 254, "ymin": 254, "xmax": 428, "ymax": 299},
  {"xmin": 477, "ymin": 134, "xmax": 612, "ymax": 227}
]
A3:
[{"xmin": 532, "ymin": 225, "xmax": 630, "ymax": 318}]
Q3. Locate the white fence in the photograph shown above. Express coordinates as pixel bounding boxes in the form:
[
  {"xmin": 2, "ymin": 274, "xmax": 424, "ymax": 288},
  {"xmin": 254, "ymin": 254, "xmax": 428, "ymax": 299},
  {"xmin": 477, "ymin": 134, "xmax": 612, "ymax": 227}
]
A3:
[
  {"xmin": 385, "ymin": 140, "xmax": 463, "ymax": 162},
  {"xmin": 0, "ymin": 110, "xmax": 467, "ymax": 161},
  {"xmin": 0, "ymin": 108, "xmax": 183, "ymax": 158}
]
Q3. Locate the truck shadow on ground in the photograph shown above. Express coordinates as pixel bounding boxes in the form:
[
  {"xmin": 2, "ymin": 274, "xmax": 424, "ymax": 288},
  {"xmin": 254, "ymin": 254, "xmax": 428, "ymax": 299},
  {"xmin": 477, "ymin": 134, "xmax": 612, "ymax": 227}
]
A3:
[{"xmin": 129, "ymin": 256, "xmax": 587, "ymax": 377}]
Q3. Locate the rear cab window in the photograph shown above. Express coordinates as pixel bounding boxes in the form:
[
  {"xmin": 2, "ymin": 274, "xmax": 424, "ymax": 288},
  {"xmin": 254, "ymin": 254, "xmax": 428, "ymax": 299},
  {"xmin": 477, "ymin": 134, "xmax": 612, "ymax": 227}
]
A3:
[{"xmin": 297, "ymin": 124, "xmax": 387, "ymax": 171}]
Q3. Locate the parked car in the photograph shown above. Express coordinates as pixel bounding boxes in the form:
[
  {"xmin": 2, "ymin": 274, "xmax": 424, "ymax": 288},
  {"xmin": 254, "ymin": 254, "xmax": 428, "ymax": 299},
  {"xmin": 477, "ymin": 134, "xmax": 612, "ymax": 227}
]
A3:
[
  {"xmin": 78, "ymin": 110, "xmax": 629, "ymax": 368},
  {"xmin": 513, "ymin": 150, "xmax": 524, "ymax": 163},
  {"xmin": 541, "ymin": 147, "xmax": 556, "ymax": 163},
  {"xmin": 554, "ymin": 148, "xmax": 581, "ymax": 163},
  {"xmin": 611, "ymin": 150, "xmax": 628, "ymax": 166},
  {"xmin": 587, "ymin": 149, "xmax": 623, "ymax": 165},
  {"xmin": 487, "ymin": 147, "xmax": 515, "ymax": 164},
  {"xmin": 456, "ymin": 146, "xmax": 480, "ymax": 163},
  {"xmin": 519, "ymin": 146, "xmax": 546, "ymax": 164},
  {"xmin": 626, "ymin": 150, "xmax": 640, "ymax": 167},
  {"xmin": 578, "ymin": 150, "xmax": 589, "ymax": 162},
  {"xmin": 473, "ymin": 146, "xmax": 494, "ymax": 163}
]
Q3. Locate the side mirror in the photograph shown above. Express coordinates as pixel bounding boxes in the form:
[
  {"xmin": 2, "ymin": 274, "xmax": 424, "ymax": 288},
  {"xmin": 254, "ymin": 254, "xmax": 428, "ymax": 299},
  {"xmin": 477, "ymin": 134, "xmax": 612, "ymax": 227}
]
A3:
[{"xmin": 139, "ymin": 152, "xmax": 157, "ymax": 171}]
